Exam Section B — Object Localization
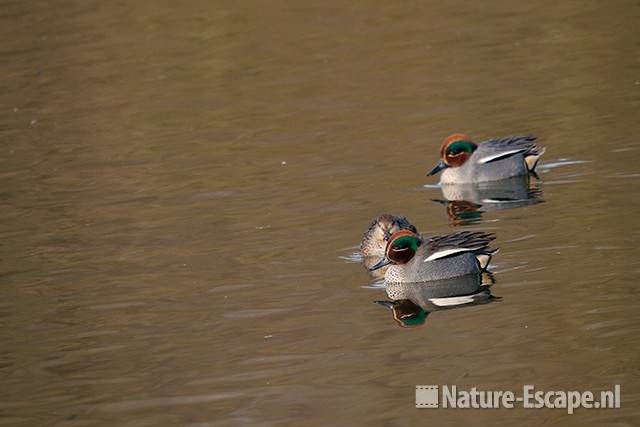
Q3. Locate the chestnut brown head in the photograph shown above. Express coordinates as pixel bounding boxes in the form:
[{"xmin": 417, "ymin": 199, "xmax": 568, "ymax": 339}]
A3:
[
  {"xmin": 385, "ymin": 230, "xmax": 421, "ymax": 265},
  {"xmin": 427, "ymin": 134, "xmax": 478, "ymax": 176},
  {"xmin": 369, "ymin": 230, "xmax": 422, "ymax": 271}
]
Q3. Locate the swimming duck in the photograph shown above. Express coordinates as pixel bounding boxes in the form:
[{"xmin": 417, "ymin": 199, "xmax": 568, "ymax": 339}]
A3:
[
  {"xmin": 426, "ymin": 134, "xmax": 545, "ymax": 184},
  {"xmin": 370, "ymin": 229, "xmax": 497, "ymax": 283},
  {"xmin": 360, "ymin": 213, "xmax": 417, "ymax": 257}
]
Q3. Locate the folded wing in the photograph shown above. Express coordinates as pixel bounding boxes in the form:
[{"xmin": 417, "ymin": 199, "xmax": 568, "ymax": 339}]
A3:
[
  {"xmin": 424, "ymin": 231, "xmax": 497, "ymax": 269},
  {"xmin": 478, "ymin": 135, "xmax": 545, "ymax": 171}
]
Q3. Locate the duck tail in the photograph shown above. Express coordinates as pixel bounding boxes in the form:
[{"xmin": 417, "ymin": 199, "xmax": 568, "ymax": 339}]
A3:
[
  {"xmin": 475, "ymin": 248, "xmax": 499, "ymax": 271},
  {"xmin": 525, "ymin": 146, "xmax": 546, "ymax": 172}
]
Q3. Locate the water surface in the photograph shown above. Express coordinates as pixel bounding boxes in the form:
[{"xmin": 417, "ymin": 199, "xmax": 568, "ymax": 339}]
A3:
[{"xmin": 1, "ymin": 1, "xmax": 639, "ymax": 425}]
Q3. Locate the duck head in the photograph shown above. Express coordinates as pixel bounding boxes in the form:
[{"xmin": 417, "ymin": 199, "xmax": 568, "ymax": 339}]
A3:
[
  {"xmin": 361, "ymin": 214, "xmax": 418, "ymax": 257},
  {"xmin": 374, "ymin": 214, "xmax": 416, "ymax": 242},
  {"xmin": 369, "ymin": 230, "xmax": 421, "ymax": 271},
  {"xmin": 427, "ymin": 133, "xmax": 478, "ymax": 176}
]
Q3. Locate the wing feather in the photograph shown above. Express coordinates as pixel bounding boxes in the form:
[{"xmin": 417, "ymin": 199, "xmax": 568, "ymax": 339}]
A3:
[
  {"xmin": 424, "ymin": 247, "xmax": 478, "ymax": 261},
  {"xmin": 477, "ymin": 149, "xmax": 527, "ymax": 164},
  {"xmin": 424, "ymin": 231, "xmax": 496, "ymax": 263},
  {"xmin": 481, "ymin": 135, "xmax": 545, "ymax": 171}
]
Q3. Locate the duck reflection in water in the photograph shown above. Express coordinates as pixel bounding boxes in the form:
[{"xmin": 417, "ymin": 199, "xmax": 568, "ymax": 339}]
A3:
[
  {"xmin": 375, "ymin": 272, "xmax": 497, "ymax": 328},
  {"xmin": 431, "ymin": 175, "xmax": 543, "ymax": 226}
]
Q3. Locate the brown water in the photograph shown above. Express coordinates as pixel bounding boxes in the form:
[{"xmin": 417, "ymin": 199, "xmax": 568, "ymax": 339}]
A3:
[{"xmin": 2, "ymin": 1, "xmax": 640, "ymax": 425}]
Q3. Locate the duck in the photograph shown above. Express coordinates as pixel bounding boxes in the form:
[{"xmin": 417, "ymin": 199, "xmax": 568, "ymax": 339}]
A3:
[
  {"xmin": 370, "ymin": 229, "xmax": 497, "ymax": 283},
  {"xmin": 360, "ymin": 213, "xmax": 417, "ymax": 257},
  {"xmin": 426, "ymin": 134, "xmax": 545, "ymax": 184}
]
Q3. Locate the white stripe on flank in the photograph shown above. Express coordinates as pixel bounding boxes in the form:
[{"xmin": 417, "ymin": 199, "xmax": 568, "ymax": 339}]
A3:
[
  {"xmin": 424, "ymin": 247, "xmax": 477, "ymax": 262},
  {"xmin": 477, "ymin": 149, "xmax": 526, "ymax": 164}
]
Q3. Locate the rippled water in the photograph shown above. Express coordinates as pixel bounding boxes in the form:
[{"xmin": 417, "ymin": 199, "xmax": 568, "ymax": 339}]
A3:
[{"xmin": 2, "ymin": 1, "xmax": 639, "ymax": 425}]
